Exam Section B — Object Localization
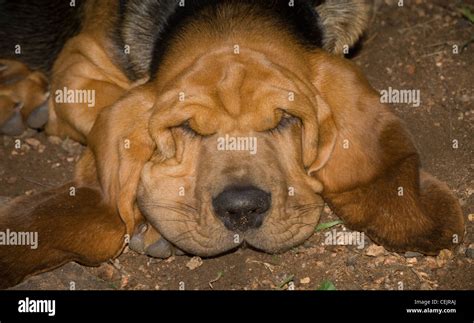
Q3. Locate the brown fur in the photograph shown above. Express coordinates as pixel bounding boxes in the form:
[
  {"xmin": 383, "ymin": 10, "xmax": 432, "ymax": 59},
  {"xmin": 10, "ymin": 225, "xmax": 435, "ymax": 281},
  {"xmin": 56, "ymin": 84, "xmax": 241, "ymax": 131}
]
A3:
[{"xmin": 0, "ymin": 1, "xmax": 464, "ymax": 288}]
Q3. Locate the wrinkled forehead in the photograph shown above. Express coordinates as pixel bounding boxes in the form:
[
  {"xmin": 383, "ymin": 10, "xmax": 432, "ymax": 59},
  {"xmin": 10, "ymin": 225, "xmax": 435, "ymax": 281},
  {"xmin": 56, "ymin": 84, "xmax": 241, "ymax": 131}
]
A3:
[{"xmin": 149, "ymin": 48, "xmax": 318, "ymax": 134}]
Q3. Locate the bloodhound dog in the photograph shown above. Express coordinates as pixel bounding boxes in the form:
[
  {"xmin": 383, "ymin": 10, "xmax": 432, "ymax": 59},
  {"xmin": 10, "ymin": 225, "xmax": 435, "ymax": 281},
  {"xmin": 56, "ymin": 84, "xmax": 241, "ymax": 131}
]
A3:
[{"xmin": 0, "ymin": 0, "xmax": 465, "ymax": 288}]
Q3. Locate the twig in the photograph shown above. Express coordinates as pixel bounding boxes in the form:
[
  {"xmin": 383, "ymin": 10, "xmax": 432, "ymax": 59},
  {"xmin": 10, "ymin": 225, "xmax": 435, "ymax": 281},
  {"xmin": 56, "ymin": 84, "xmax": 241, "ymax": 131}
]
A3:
[
  {"xmin": 399, "ymin": 18, "xmax": 438, "ymax": 32},
  {"xmin": 420, "ymin": 50, "xmax": 445, "ymax": 58},
  {"xmin": 21, "ymin": 177, "xmax": 54, "ymax": 188},
  {"xmin": 208, "ymin": 271, "xmax": 223, "ymax": 289}
]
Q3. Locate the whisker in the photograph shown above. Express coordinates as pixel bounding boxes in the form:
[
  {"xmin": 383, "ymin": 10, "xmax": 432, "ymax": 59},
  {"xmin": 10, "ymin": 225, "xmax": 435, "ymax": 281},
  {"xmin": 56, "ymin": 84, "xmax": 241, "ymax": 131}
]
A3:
[
  {"xmin": 140, "ymin": 203, "xmax": 198, "ymax": 219},
  {"xmin": 154, "ymin": 218, "xmax": 197, "ymax": 224},
  {"xmin": 290, "ymin": 202, "xmax": 324, "ymax": 210}
]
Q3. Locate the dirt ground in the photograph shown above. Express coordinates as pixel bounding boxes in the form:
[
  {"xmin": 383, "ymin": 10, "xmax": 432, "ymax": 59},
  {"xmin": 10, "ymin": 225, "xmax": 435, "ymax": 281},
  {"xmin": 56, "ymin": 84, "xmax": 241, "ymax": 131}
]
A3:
[{"xmin": 1, "ymin": 0, "xmax": 473, "ymax": 290}]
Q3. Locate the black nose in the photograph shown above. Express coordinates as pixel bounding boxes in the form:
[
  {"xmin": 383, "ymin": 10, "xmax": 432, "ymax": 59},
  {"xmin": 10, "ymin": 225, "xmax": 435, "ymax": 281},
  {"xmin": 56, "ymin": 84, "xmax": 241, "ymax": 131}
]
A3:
[{"xmin": 212, "ymin": 186, "xmax": 271, "ymax": 231}]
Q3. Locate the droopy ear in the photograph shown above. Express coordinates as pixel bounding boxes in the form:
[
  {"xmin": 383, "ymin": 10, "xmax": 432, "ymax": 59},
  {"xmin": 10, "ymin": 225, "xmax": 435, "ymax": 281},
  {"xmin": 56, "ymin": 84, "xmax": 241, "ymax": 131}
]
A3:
[
  {"xmin": 308, "ymin": 51, "xmax": 465, "ymax": 254},
  {"xmin": 0, "ymin": 85, "xmax": 156, "ymax": 288},
  {"xmin": 87, "ymin": 85, "xmax": 156, "ymax": 235}
]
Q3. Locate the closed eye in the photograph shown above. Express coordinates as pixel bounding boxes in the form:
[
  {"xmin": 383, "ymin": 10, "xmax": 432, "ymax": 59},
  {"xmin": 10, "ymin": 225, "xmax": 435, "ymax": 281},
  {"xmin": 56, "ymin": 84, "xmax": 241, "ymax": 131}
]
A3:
[
  {"xmin": 178, "ymin": 120, "xmax": 198, "ymax": 137},
  {"xmin": 268, "ymin": 112, "xmax": 300, "ymax": 134}
]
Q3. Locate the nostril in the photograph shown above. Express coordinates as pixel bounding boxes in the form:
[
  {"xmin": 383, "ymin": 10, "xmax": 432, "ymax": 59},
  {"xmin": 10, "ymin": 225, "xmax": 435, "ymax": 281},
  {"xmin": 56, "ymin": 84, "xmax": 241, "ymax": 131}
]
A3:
[{"xmin": 212, "ymin": 185, "xmax": 271, "ymax": 231}]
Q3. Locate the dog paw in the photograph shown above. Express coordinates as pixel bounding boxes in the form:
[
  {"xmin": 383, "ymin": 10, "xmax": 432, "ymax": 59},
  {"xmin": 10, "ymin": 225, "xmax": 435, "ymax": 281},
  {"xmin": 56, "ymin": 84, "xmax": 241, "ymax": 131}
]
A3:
[
  {"xmin": 0, "ymin": 99, "xmax": 25, "ymax": 136},
  {"xmin": 129, "ymin": 223, "xmax": 185, "ymax": 258},
  {"xmin": 0, "ymin": 59, "xmax": 49, "ymax": 135}
]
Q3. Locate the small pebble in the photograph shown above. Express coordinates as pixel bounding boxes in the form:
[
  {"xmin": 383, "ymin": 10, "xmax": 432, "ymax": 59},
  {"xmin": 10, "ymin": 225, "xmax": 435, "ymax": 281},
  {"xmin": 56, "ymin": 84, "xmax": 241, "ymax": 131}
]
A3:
[
  {"xmin": 406, "ymin": 64, "xmax": 416, "ymax": 75},
  {"xmin": 437, "ymin": 249, "xmax": 453, "ymax": 261},
  {"xmin": 25, "ymin": 138, "xmax": 41, "ymax": 149},
  {"xmin": 406, "ymin": 258, "xmax": 417, "ymax": 265},
  {"xmin": 96, "ymin": 263, "xmax": 117, "ymax": 281},
  {"xmin": 466, "ymin": 244, "xmax": 474, "ymax": 259},
  {"xmin": 404, "ymin": 251, "xmax": 423, "ymax": 258},
  {"xmin": 186, "ymin": 256, "xmax": 203, "ymax": 270},
  {"xmin": 365, "ymin": 245, "xmax": 386, "ymax": 257},
  {"xmin": 47, "ymin": 136, "xmax": 62, "ymax": 145}
]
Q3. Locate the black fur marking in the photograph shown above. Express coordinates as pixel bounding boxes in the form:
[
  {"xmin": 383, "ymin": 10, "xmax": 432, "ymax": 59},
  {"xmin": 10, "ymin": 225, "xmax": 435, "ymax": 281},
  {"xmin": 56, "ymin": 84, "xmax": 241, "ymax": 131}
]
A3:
[
  {"xmin": 0, "ymin": 0, "xmax": 85, "ymax": 74},
  {"xmin": 149, "ymin": 0, "xmax": 325, "ymax": 78},
  {"xmin": 116, "ymin": 0, "xmax": 325, "ymax": 80}
]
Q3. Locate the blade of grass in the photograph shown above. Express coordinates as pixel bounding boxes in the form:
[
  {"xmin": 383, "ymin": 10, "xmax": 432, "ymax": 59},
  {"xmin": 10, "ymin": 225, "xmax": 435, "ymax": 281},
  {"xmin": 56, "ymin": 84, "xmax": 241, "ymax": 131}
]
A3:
[
  {"xmin": 317, "ymin": 280, "xmax": 336, "ymax": 290},
  {"xmin": 277, "ymin": 274, "xmax": 294, "ymax": 289},
  {"xmin": 459, "ymin": 6, "xmax": 474, "ymax": 23},
  {"xmin": 315, "ymin": 220, "xmax": 343, "ymax": 231}
]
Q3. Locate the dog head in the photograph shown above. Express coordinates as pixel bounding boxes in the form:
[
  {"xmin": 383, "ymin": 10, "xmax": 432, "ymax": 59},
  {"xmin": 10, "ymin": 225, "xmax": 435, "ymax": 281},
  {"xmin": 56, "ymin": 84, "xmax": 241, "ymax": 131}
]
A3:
[{"xmin": 136, "ymin": 44, "xmax": 332, "ymax": 255}]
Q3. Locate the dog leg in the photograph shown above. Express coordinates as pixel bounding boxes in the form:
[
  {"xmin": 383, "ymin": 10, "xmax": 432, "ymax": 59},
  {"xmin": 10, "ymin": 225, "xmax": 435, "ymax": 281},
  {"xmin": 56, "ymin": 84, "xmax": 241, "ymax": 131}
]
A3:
[{"xmin": 0, "ymin": 184, "xmax": 127, "ymax": 289}]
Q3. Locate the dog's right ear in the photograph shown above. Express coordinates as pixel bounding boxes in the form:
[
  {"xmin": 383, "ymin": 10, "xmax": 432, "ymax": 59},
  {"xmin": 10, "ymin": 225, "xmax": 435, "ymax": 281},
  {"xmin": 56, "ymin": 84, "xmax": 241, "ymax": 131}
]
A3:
[
  {"xmin": 315, "ymin": 0, "xmax": 371, "ymax": 54},
  {"xmin": 306, "ymin": 51, "xmax": 465, "ymax": 254}
]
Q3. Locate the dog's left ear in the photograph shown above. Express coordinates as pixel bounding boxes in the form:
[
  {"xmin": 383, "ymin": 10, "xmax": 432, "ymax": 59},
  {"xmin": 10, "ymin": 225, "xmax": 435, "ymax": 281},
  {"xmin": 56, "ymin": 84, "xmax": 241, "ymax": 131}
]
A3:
[{"xmin": 306, "ymin": 51, "xmax": 464, "ymax": 254}]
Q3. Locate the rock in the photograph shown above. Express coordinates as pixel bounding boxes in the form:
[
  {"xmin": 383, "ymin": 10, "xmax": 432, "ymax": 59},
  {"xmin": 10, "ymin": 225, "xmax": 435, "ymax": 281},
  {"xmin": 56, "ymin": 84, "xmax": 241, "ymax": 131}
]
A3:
[
  {"xmin": 51, "ymin": 162, "xmax": 61, "ymax": 169},
  {"xmin": 365, "ymin": 245, "xmax": 386, "ymax": 257},
  {"xmin": 25, "ymin": 138, "xmax": 41, "ymax": 149},
  {"xmin": 468, "ymin": 214, "xmax": 474, "ymax": 222},
  {"xmin": 300, "ymin": 277, "xmax": 311, "ymax": 284},
  {"xmin": 466, "ymin": 244, "xmax": 474, "ymax": 259},
  {"xmin": 186, "ymin": 256, "xmax": 203, "ymax": 270},
  {"xmin": 95, "ymin": 263, "xmax": 118, "ymax": 281},
  {"xmin": 406, "ymin": 258, "xmax": 417, "ymax": 265},
  {"xmin": 120, "ymin": 275, "xmax": 130, "ymax": 289},
  {"xmin": 437, "ymin": 249, "xmax": 453, "ymax": 261},
  {"xmin": 48, "ymin": 136, "xmax": 62, "ymax": 145},
  {"xmin": 404, "ymin": 251, "xmax": 423, "ymax": 258},
  {"xmin": 37, "ymin": 144, "xmax": 46, "ymax": 153},
  {"xmin": 406, "ymin": 64, "xmax": 416, "ymax": 75},
  {"xmin": 61, "ymin": 138, "xmax": 81, "ymax": 155},
  {"xmin": 383, "ymin": 255, "xmax": 399, "ymax": 266},
  {"xmin": 435, "ymin": 249, "xmax": 452, "ymax": 267}
]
